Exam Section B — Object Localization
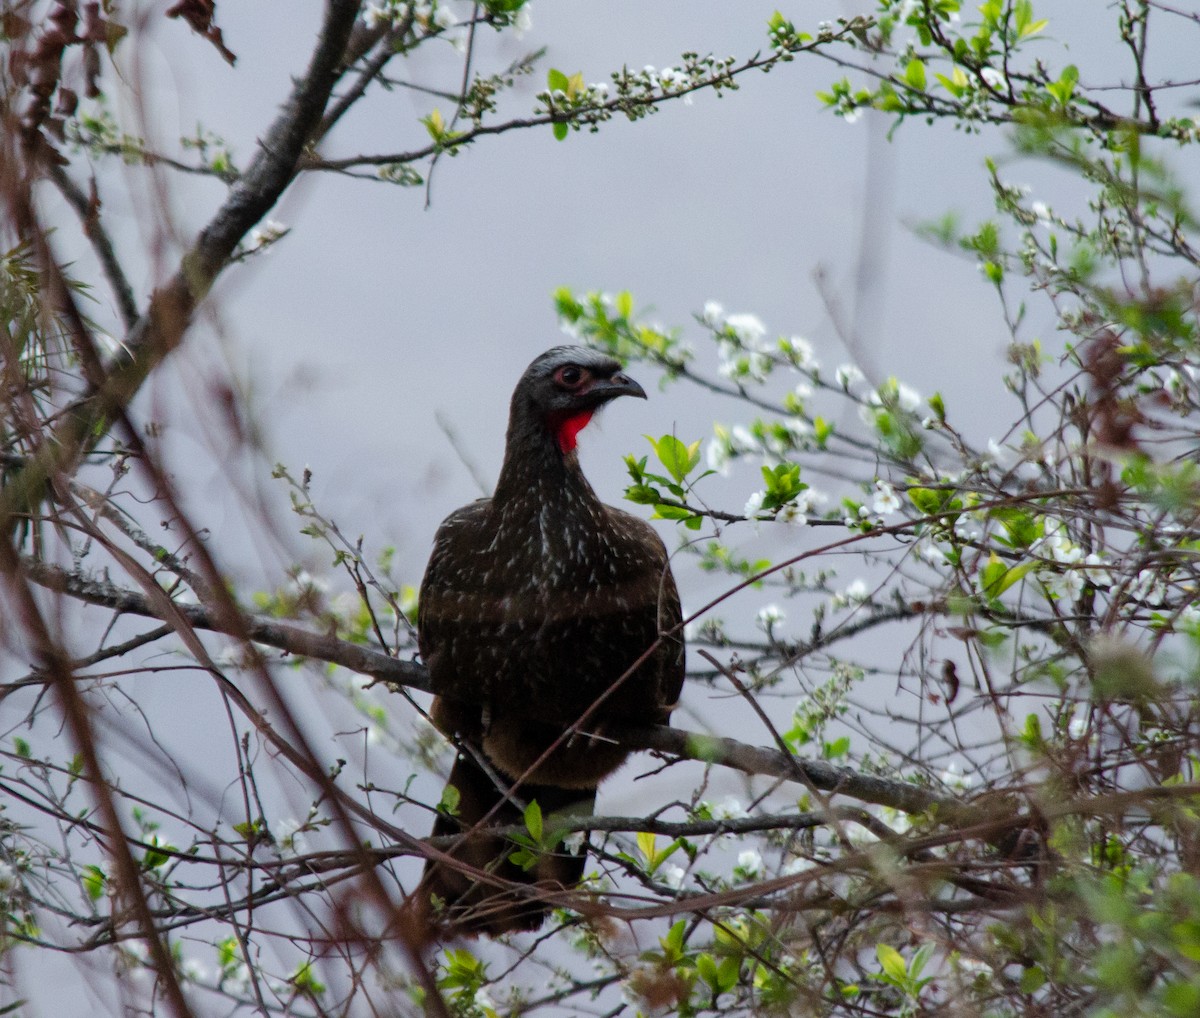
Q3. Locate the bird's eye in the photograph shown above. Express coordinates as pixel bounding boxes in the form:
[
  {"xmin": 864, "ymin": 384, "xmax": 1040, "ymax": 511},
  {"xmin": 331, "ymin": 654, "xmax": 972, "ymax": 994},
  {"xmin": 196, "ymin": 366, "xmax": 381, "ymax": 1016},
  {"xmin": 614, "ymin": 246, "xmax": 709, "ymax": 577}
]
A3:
[{"xmin": 555, "ymin": 365, "xmax": 587, "ymax": 388}]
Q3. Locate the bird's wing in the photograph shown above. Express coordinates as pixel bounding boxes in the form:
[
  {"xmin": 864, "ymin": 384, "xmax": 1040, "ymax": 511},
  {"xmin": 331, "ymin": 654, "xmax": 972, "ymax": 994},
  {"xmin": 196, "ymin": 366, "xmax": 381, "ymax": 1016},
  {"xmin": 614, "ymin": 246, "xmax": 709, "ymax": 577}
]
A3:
[{"xmin": 606, "ymin": 508, "xmax": 686, "ymax": 721}]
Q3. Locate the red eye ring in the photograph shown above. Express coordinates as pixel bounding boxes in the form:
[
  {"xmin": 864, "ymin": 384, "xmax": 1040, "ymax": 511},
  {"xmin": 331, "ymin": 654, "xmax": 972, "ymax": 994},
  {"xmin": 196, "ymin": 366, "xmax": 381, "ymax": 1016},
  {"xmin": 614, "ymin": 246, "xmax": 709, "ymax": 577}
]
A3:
[{"xmin": 555, "ymin": 365, "xmax": 587, "ymax": 387}]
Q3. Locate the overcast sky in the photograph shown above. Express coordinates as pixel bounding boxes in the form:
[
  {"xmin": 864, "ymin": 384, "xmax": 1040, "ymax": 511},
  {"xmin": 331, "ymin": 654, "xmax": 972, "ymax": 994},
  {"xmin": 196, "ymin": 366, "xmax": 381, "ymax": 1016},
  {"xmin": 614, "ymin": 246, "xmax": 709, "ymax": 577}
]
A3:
[{"xmin": 94, "ymin": 2, "xmax": 1029, "ymax": 590}]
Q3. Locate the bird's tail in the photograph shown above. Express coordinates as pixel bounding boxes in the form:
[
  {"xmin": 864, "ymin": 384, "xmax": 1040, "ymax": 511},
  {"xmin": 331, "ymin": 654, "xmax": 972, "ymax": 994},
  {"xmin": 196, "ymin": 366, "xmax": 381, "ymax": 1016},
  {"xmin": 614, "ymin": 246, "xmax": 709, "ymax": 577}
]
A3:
[{"xmin": 416, "ymin": 751, "xmax": 594, "ymax": 937}]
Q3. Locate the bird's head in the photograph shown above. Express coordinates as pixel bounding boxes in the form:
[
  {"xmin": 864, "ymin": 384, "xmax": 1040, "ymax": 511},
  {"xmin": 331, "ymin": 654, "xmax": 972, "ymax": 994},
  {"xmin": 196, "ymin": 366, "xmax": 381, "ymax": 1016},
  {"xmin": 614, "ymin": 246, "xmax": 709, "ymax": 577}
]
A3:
[{"xmin": 512, "ymin": 346, "xmax": 647, "ymax": 454}]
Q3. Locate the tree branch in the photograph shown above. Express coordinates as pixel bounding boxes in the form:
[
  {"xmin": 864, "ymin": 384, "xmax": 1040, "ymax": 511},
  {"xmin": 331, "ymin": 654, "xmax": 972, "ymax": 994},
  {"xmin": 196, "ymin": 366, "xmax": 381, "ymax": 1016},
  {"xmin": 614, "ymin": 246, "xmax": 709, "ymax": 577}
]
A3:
[
  {"xmin": 21, "ymin": 558, "xmax": 956, "ymax": 818},
  {"xmin": 2, "ymin": 0, "xmax": 364, "ymax": 533}
]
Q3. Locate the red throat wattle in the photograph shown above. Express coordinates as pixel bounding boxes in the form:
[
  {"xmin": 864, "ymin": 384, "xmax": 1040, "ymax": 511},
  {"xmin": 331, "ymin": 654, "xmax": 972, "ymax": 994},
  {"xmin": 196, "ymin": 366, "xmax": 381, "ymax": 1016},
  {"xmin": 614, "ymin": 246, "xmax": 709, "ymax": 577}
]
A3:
[{"xmin": 553, "ymin": 410, "xmax": 594, "ymax": 454}]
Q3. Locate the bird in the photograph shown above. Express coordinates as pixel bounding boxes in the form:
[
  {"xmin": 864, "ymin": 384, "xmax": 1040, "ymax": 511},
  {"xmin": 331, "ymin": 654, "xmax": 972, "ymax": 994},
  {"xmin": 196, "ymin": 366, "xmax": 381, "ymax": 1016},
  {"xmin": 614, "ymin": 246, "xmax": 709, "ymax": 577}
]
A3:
[{"xmin": 415, "ymin": 345, "xmax": 684, "ymax": 936}]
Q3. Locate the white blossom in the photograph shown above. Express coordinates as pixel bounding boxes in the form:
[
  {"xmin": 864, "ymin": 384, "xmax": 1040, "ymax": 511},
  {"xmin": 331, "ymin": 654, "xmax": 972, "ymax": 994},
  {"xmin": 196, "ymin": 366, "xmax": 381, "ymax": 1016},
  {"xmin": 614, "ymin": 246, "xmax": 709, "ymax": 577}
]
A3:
[
  {"xmin": 756, "ymin": 603, "xmax": 786, "ymax": 632},
  {"xmin": 1179, "ymin": 602, "xmax": 1200, "ymax": 631},
  {"xmin": 832, "ymin": 580, "xmax": 869, "ymax": 609},
  {"xmin": 225, "ymin": 963, "xmax": 252, "ymax": 995},
  {"xmin": 247, "ymin": 218, "xmax": 288, "ymax": 252},
  {"xmin": 954, "ymin": 513, "xmax": 983, "ymax": 542},
  {"xmin": 659, "ymin": 67, "xmax": 688, "ymax": 93},
  {"xmin": 777, "ymin": 501, "xmax": 808, "ymax": 527},
  {"xmin": 980, "ymin": 66, "xmax": 1008, "ymax": 91},
  {"xmin": 896, "ymin": 381, "xmax": 921, "ymax": 411},
  {"xmin": 474, "ymin": 988, "xmax": 497, "ymax": 1013},
  {"xmin": 181, "ymin": 958, "xmax": 209, "ymax": 983},
  {"xmin": 1031, "ymin": 200, "xmax": 1052, "ymax": 225},
  {"xmin": 730, "ymin": 425, "xmax": 757, "ymax": 452},
  {"xmin": 562, "ymin": 830, "xmax": 586, "ymax": 854},
  {"xmin": 711, "ymin": 796, "xmax": 746, "ymax": 820},
  {"xmin": 736, "ymin": 849, "xmax": 764, "ymax": 879},
  {"xmin": 872, "ymin": 480, "xmax": 901, "ymax": 517},
  {"xmin": 868, "ymin": 378, "xmax": 921, "ymax": 412},
  {"xmin": 0, "ymin": 861, "xmax": 15, "ymax": 891},
  {"xmin": 702, "ymin": 300, "xmax": 725, "ymax": 328},
  {"xmin": 513, "ymin": 2, "xmax": 532, "ymax": 37},
  {"xmin": 1045, "ymin": 565, "xmax": 1084, "ymax": 600},
  {"xmin": 939, "ymin": 761, "xmax": 976, "ymax": 791},
  {"xmin": 835, "ymin": 363, "xmax": 864, "ymax": 389},
  {"xmin": 920, "ymin": 539, "xmax": 950, "ymax": 568},
  {"xmin": 1068, "ymin": 708, "xmax": 1089, "ymax": 741},
  {"xmin": 784, "ymin": 416, "xmax": 812, "ymax": 442},
  {"xmin": 725, "ymin": 312, "xmax": 769, "ymax": 350},
  {"xmin": 431, "ymin": 4, "xmax": 458, "ymax": 30},
  {"xmin": 275, "ymin": 818, "xmax": 308, "ymax": 859},
  {"xmin": 743, "ymin": 490, "xmax": 767, "ymax": 519},
  {"xmin": 659, "ymin": 863, "xmax": 686, "ymax": 889},
  {"xmin": 782, "ymin": 854, "xmax": 814, "ymax": 876},
  {"xmin": 780, "ymin": 334, "xmax": 818, "ymax": 370},
  {"xmin": 717, "ymin": 333, "xmax": 769, "ymax": 380},
  {"xmin": 706, "ymin": 435, "xmax": 732, "ymax": 475},
  {"xmin": 1080, "ymin": 553, "xmax": 1110, "ymax": 586}
]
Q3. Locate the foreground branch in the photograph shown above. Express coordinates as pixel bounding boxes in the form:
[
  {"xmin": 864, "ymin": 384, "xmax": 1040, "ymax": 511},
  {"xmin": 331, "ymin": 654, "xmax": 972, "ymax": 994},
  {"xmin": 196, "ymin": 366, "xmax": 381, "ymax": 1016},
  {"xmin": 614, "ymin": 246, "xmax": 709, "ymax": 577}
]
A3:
[{"xmin": 22, "ymin": 559, "xmax": 956, "ymax": 817}]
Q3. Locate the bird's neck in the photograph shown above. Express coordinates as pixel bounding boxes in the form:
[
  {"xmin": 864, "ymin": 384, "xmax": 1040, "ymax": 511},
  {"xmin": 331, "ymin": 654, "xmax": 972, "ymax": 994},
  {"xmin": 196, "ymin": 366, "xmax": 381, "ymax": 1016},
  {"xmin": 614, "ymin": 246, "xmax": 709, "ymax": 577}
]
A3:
[{"xmin": 492, "ymin": 406, "xmax": 600, "ymax": 512}]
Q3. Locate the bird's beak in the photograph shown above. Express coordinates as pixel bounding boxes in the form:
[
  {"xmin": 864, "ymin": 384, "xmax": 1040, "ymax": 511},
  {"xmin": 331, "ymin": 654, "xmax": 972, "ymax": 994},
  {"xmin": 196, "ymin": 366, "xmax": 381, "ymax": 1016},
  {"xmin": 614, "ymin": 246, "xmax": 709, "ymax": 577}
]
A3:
[{"xmin": 599, "ymin": 370, "xmax": 647, "ymax": 401}]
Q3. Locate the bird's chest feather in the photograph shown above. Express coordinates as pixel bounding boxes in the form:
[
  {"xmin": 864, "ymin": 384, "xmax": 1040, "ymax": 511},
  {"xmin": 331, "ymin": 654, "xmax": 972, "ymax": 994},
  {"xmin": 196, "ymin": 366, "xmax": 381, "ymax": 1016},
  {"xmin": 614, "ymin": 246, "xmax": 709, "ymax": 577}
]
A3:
[{"xmin": 422, "ymin": 489, "xmax": 660, "ymax": 715}]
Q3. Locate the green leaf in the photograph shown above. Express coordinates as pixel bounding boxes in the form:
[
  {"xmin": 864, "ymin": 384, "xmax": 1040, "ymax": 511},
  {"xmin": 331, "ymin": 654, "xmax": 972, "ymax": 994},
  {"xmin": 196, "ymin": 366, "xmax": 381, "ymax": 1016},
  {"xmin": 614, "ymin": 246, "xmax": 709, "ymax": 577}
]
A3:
[
  {"xmin": 547, "ymin": 68, "xmax": 569, "ymax": 92},
  {"xmin": 552, "ymin": 121, "xmax": 568, "ymax": 141},
  {"xmin": 936, "ymin": 67, "xmax": 969, "ymax": 97},
  {"xmin": 1019, "ymin": 965, "xmax": 1046, "ymax": 993},
  {"xmin": 524, "ymin": 800, "xmax": 543, "ymax": 842},
  {"xmin": 904, "ymin": 58, "xmax": 926, "ymax": 90},
  {"xmin": 652, "ymin": 503, "xmax": 695, "ymax": 522},
  {"xmin": 1046, "ymin": 64, "xmax": 1078, "ymax": 106},
  {"xmin": 637, "ymin": 831, "xmax": 658, "ymax": 866},
  {"xmin": 82, "ymin": 864, "xmax": 106, "ymax": 901},
  {"xmin": 650, "ymin": 434, "xmax": 700, "ymax": 483},
  {"xmin": 1020, "ymin": 712, "xmax": 1043, "ymax": 749},
  {"xmin": 982, "ymin": 557, "xmax": 1036, "ymax": 597},
  {"xmin": 697, "ymin": 952, "xmax": 721, "ymax": 991},
  {"xmin": 438, "ymin": 784, "xmax": 461, "ymax": 816},
  {"xmin": 291, "ymin": 961, "xmax": 326, "ymax": 997},
  {"xmin": 877, "ymin": 943, "xmax": 908, "ymax": 982},
  {"xmin": 142, "ymin": 840, "xmax": 171, "ymax": 871},
  {"xmin": 823, "ymin": 735, "xmax": 851, "ymax": 759},
  {"xmin": 13, "ymin": 737, "xmax": 30, "ymax": 758},
  {"xmin": 662, "ymin": 918, "xmax": 687, "ymax": 961},
  {"xmin": 928, "ymin": 392, "xmax": 946, "ymax": 422},
  {"xmin": 716, "ymin": 955, "xmax": 740, "ymax": 992}
]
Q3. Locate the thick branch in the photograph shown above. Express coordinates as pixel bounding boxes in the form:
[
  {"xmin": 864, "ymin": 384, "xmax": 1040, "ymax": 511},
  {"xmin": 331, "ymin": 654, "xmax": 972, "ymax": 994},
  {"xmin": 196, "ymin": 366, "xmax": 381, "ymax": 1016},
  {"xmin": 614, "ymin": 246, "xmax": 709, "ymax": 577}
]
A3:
[
  {"xmin": 22, "ymin": 558, "xmax": 955, "ymax": 817},
  {"xmin": 3, "ymin": 1, "xmax": 364, "ymax": 533}
]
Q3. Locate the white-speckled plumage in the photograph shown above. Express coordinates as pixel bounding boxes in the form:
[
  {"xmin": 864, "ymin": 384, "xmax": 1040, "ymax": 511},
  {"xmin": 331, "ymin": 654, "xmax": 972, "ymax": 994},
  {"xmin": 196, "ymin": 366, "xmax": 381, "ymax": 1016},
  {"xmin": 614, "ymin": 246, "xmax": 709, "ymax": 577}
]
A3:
[{"xmin": 417, "ymin": 347, "xmax": 684, "ymax": 935}]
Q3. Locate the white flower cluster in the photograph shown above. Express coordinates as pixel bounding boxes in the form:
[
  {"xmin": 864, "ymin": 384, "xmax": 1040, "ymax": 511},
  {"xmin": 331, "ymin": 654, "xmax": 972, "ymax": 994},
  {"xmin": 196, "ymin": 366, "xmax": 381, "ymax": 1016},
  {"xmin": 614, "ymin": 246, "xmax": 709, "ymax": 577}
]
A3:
[
  {"xmin": 704, "ymin": 301, "xmax": 819, "ymax": 384},
  {"xmin": 734, "ymin": 849, "xmax": 764, "ymax": 880},
  {"xmin": 707, "ymin": 795, "xmax": 747, "ymax": 820},
  {"xmin": 835, "ymin": 363, "xmax": 865, "ymax": 389},
  {"xmin": 830, "ymin": 578, "xmax": 869, "ymax": 610},
  {"xmin": 246, "ymin": 218, "xmax": 288, "ymax": 255},
  {"xmin": 363, "ymin": 1, "xmax": 468, "ymax": 50},
  {"xmin": 939, "ymin": 760, "xmax": 976, "ymax": 792},
  {"xmin": 755, "ymin": 602, "xmax": 786, "ymax": 633},
  {"xmin": 743, "ymin": 484, "xmax": 826, "ymax": 526},
  {"xmin": 1032, "ymin": 521, "xmax": 1109, "ymax": 601},
  {"xmin": 866, "ymin": 377, "xmax": 922, "ymax": 415}
]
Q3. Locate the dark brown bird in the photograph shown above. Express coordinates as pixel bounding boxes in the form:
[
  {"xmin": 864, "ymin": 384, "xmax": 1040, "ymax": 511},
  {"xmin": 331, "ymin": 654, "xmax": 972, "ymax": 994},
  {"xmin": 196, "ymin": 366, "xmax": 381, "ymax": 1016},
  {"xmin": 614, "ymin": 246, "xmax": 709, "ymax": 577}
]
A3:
[{"xmin": 416, "ymin": 346, "xmax": 684, "ymax": 936}]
